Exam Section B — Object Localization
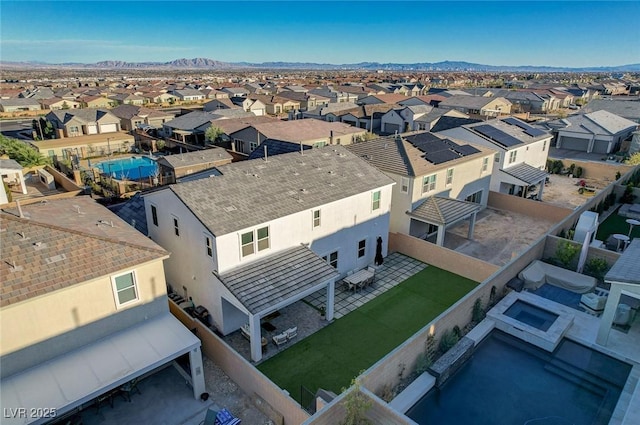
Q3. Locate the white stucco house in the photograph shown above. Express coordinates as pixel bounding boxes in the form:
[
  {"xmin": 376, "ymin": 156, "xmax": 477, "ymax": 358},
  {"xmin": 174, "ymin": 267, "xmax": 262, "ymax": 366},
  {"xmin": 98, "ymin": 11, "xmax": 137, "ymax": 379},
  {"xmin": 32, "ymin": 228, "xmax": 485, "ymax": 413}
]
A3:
[
  {"xmin": 143, "ymin": 146, "xmax": 394, "ymax": 361},
  {"xmin": 348, "ymin": 132, "xmax": 495, "ymax": 246},
  {"xmin": 436, "ymin": 117, "xmax": 552, "ymax": 200}
]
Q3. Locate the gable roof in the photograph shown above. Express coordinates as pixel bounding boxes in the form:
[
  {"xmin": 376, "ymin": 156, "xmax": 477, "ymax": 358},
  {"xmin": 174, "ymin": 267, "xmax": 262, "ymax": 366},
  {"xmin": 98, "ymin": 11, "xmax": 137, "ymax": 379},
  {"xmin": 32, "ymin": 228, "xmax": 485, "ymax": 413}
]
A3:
[
  {"xmin": 163, "ymin": 111, "xmax": 217, "ymax": 131},
  {"xmin": 407, "ymin": 196, "xmax": 481, "ymax": 225},
  {"xmin": 155, "ymin": 146, "xmax": 232, "ymax": 169},
  {"xmin": 247, "ymin": 139, "xmax": 312, "ymax": 160},
  {"xmin": 163, "ymin": 145, "xmax": 394, "ymax": 236},
  {"xmin": 48, "ymin": 108, "xmax": 117, "ymax": 124},
  {"xmin": 439, "ymin": 95, "xmax": 509, "ymax": 109},
  {"xmin": 242, "ymin": 119, "xmax": 364, "ymax": 143},
  {"xmin": 552, "ymin": 110, "xmax": 637, "ymax": 135},
  {"xmin": 1, "ymin": 197, "xmax": 167, "ymax": 307}
]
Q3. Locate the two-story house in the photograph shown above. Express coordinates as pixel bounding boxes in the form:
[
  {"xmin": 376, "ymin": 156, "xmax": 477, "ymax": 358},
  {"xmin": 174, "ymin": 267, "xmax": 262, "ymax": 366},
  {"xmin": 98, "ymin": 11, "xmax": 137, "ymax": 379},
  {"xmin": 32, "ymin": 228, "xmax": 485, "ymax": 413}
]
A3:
[
  {"xmin": 46, "ymin": 108, "xmax": 122, "ymax": 137},
  {"xmin": 143, "ymin": 146, "xmax": 394, "ymax": 361},
  {"xmin": 437, "ymin": 95, "xmax": 512, "ymax": 118},
  {"xmin": 348, "ymin": 133, "xmax": 495, "ymax": 246},
  {"xmin": 0, "ymin": 198, "xmax": 205, "ymax": 423},
  {"xmin": 436, "ymin": 117, "xmax": 552, "ymax": 200}
]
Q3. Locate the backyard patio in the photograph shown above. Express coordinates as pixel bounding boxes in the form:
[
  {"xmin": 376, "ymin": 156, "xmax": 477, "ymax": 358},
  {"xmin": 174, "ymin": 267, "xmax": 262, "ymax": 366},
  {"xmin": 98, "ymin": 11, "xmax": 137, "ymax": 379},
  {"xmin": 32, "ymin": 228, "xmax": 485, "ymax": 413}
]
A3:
[{"xmin": 256, "ymin": 261, "xmax": 479, "ymax": 404}]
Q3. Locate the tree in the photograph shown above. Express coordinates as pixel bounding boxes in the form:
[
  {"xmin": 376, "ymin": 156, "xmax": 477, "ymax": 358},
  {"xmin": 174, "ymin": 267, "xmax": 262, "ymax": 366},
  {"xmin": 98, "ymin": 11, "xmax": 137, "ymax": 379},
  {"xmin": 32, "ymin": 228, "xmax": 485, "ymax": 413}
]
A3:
[
  {"xmin": 555, "ymin": 240, "xmax": 580, "ymax": 268},
  {"xmin": 0, "ymin": 135, "xmax": 51, "ymax": 167},
  {"xmin": 205, "ymin": 125, "xmax": 224, "ymax": 144},
  {"xmin": 341, "ymin": 377, "xmax": 372, "ymax": 425},
  {"xmin": 625, "ymin": 152, "xmax": 640, "ymax": 166}
]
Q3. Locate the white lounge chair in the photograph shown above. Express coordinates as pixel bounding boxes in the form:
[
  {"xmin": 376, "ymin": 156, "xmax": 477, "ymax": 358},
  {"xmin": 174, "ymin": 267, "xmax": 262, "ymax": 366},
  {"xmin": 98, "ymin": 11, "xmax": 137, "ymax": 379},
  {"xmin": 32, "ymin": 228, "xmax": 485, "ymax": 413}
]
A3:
[
  {"xmin": 273, "ymin": 333, "xmax": 288, "ymax": 346},
  {"xmin": 240, "ymin": 323, "xmax": 251, "ymax": 340},
  {"xmin": 285, "ymin": 326, "xmax": 298, "ymax": 340}
]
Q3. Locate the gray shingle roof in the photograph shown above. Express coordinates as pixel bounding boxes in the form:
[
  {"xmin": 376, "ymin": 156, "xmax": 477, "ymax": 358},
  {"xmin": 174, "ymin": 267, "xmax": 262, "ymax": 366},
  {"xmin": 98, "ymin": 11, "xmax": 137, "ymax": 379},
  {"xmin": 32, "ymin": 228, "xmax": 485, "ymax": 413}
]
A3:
[
  {"xmin": 109, "ymin": 193, "xmax": 148, "ymax": 236},
  {"xmin": 407, "ymin": 196, "xmax": 481, "ymax": 225},
  {"xmin": 164, "ymin": 111, "xmax": 217, "ymax": 131},
  {"xmin": 554, "ymin": 110, "xmax": 637, "ymax": 135},
  {"xmin": 167, "ymin": 145, "xmax": 394, "ymax": 236},
  {"xmin": 218, "ymin": 245, "xmax": 339, "ymax": 314},
  {"xmin": 605, "ymin": 239, "xmax": 640, "ymax": 285},
  {"xmin": 502, "ymin": 163, "xmax": 548, "ymax": 184},
  {"xmin": 0, "ymin": 159, "xmax": 23, "ymax": 170},
  {"xmin": 156, "ymin": 147, "xmax": 232, "ymax": 169}
]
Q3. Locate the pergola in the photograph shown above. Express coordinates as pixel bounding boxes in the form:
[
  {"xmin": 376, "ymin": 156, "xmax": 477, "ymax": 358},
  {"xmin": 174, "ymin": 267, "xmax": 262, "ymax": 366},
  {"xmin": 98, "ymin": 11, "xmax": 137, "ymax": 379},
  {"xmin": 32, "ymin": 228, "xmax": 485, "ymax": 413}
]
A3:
[
  {"xmin": 596, "ymin": 239, "xmax": 640, "ymax": 346},
  {"xmin": 500, "ymin": 162, "xmax": 547, "ymax": 199},
  {"xmin": 407, "ymin": 196, "xmax": 482, "ymax": 246},
  {"xmin": 218, "ymin": 245, "xmax": 339, "ymax": 362}
]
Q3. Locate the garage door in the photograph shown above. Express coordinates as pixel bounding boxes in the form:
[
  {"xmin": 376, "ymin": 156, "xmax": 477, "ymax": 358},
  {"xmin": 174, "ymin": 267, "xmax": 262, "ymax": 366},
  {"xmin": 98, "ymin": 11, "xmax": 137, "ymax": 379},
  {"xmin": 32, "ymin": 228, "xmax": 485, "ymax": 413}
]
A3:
[
  {"xmin": 560, "ymin": 136, "xmax": 587, "ymax": 151},
  {"xmin": 385, "ymin": 123, "xmax": 400, "ymax": 134},
  {"xmin": 86, "ymin": 125, "xmax": 98, "ymax": 134},
  {"xmin": 592, "ymin": 140, "xmax": 611, "ymax": 154},
  {"xmin": 100, "ymin": 123, "xmax": 118, "ymax": 133}
]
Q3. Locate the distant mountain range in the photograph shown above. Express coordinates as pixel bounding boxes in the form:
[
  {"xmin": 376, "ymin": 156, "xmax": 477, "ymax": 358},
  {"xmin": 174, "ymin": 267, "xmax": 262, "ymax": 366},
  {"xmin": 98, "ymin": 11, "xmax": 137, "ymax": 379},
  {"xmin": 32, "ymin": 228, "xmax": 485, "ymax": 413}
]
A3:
[{"xmin": 2, "ymin": 57, "xmax": 640, "ymax": 72}]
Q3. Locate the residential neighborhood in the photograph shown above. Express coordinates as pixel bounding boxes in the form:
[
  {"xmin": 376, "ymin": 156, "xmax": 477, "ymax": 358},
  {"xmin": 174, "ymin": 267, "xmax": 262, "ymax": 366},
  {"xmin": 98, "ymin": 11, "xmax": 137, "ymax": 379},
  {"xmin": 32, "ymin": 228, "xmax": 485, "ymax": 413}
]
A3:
[{"xmin": 1, "ymin": 2, "xmax": 640, "ymax": 424}]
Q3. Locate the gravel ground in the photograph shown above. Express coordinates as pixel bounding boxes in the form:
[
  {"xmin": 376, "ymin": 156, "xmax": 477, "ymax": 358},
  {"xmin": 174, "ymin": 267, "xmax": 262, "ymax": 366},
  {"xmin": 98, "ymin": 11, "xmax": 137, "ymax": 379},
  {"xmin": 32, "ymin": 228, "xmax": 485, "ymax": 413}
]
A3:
[{"xmin": 542, "ymin": 174, "xmax": 609, "ymax": 209}]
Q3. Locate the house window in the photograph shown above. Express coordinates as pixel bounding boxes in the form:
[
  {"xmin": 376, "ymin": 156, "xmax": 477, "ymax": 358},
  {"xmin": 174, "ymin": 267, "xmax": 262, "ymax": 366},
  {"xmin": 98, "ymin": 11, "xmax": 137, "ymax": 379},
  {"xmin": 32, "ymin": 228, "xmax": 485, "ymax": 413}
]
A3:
[
  {"xmin": 249, "ymin": 141, "xmax": 258, "ymax": 151},
  {"xmin": 241, "ymin": 231, "xmax": 254, "ymax": 257},
  {"xmin": 151, "ymin": 205, "xmax": 158, "ymax": 226},
  {"xmin": 173, "ymin": 217, "xmax": 180, "ymax": 236},
  {"xmin": 482, "ymin": 157, "xmax": 488, "ymax": 172},
  {"xmin": 372, "ymin": 190, "xmax": 381, "ymax": 210},
  {"xmin": 205, "ymin": 235, "xmax": 213, "ymax": 257},
  {"xmin": 358, "ymin": 239, "xmax": 366, "ymax": 258},
  {"xmin": 495, "ymin": 152, "xmax": 501, "ymax": 162},
  {"xmin": 422, "ymin": 174, "xmax": 436, "ymax": 193},
  {"xmin": 112, "ymin": 271, "xmax": 138, "ymax": 308},
  {"xmin": 322, "ymin": 251, "xmax": 339, "ymax": 269},
  {"xmin": 257, "ymin": 226, "xmax": 269, "ymax": 251},
  {"xmin": 543, "ymin": 140, "xmax": 547, "ymax": 151},
  {"xmin": 313, "ymin": 209, "xmax": 321, "ymax": 228},
  {"xmin": 446, "ymin": 168, "xmax": 454, "ymax": 185},
  {"xmin": 313, "ymin": 141, "xmax": 326, "ymax": 148},
  {"xmin": 465, "ymin": 190, "xmax": 483, "ymax": 204},
  {"xmin": 401, "ymin": 177, "xmax": 409, "ymax": 193},
  {"xmin": 509, "ymin": 150, "xmax": 517, "ymax": 164}
]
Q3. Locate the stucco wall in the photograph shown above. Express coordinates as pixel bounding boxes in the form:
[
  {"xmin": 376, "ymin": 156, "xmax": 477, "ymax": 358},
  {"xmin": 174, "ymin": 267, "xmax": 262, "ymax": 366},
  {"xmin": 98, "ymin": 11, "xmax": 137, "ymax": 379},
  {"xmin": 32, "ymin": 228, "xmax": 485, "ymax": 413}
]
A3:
[
  {"xmin": 0, "ymin": 260, "xmax": 168, "ymax": 378},
  {"xmin": 488, "ymin": 190, "xmax": 572, "ymax": 223},
  {"xmin": 170, "ymin": 302, "xmax": 310, "ymax": 425},
  {"xmin": 547, "ymin": 158, "xmax": 634, "ymax": 181},
  {"xmin": 543, "ymin": 235, "xmax": 621, "ymax": 270},
  {"xmin": 388, "ymin": 232, "xmax": 499, "ymax": 283}
]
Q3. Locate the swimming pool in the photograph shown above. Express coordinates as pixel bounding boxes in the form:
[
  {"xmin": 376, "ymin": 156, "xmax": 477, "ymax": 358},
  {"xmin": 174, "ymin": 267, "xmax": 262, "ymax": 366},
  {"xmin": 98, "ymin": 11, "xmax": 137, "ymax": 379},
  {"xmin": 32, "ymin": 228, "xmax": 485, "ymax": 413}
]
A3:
[
  {"xmin": 96, "ymin": 156, "xmax": 157, "ymax": 180},
  {"xmin": 504, "ymin": 300, "xmax": 559, "ymax": 332},
  {"xmin": 406, "ymin": 330, "xmax": 631, "ymax": 425}
]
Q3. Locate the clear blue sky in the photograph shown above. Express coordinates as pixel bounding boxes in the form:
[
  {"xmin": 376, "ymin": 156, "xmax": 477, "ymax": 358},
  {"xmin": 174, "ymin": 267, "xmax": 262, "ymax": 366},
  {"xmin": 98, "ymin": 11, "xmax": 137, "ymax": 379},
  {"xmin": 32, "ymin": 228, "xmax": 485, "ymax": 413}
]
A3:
[{"xmin": 1, "ymin": 1, "xmax": 639, "ymax": 67}]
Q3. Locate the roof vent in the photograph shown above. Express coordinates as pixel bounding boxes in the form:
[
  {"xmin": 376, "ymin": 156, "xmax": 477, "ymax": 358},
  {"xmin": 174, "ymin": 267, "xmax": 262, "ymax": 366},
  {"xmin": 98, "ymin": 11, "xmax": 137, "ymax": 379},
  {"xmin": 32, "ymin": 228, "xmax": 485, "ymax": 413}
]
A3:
[
  {"xmin": 8, "ymin": 260, "xmax": 24, "ymax": 273},
  {"xmin": 328, "ymin": 170, "xmax": 335, "ymax": 175},
  {"xmin": 223, "ymin": 205, "xmax": 237, "ymax": 212},
  {"xmin": 45, "ymin": 253, "xmax": 67, "ymax": 264},
  {"xmin": 33, "ymin": 241, "xmax": 47, "ymax": 251},
  {"xmin": 300, "ymin": 188, "xmax": 307, "ymax": 193}
]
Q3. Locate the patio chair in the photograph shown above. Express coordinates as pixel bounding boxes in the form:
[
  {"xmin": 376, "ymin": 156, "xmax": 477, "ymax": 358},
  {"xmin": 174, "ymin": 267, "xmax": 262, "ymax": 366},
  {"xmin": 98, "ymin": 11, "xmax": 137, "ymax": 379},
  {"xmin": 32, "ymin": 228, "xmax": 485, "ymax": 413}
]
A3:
[
  {"xmin": 215, "ymin": 408, "xmax": 241, "ymax": 425},
  {"xmin": 285, "ymin": 326, "xmax": 298, "ymax": 340},
  {"xmin": 240, "ymin": 323, "xmax": 251, "ymax": 340},
  {"xmin": 273, "ymin": 332, "xmax": 288, "ymax": 346},
  {"xmin": 200, "ymin": 408, "xmax": 218, "ymax": 425}
]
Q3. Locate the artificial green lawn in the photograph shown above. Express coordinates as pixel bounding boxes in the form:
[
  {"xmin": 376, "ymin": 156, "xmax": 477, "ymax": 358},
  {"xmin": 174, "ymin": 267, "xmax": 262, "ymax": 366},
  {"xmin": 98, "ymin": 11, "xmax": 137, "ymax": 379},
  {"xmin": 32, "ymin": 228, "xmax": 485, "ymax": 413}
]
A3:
[
  {"xmin": 257, "ymin": 266, "xmax": 478, "ymax": 402},
  {"xmin": 596, "ymin": 208, "xmax": 640, "ymax": 241}
]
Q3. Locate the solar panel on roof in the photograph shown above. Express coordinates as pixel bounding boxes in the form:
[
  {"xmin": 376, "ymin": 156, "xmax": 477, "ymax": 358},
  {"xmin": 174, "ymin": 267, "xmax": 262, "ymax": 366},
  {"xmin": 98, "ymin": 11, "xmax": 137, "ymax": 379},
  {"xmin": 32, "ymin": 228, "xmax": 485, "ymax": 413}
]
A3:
[
  {"xmin": 503, "ymin": 117, "xmax": 531, "ymax": 130},
  {"xmin": 454, "ymin": 144, "xmax": 481, "ymax": 155},
  {"xmin": 425, "ymin": 150, "xmax": 460, "ymax": 165},
  {"xmin": 524, "ymin": 128, "xmax": 546, "ymax": 137},
  {"xmin": 412, "ymin": 139, "xmax": 450, "ymax": 154},
  {"xmin": 474, "ymin": 125, "xmax": 522, "ymax": 148}
]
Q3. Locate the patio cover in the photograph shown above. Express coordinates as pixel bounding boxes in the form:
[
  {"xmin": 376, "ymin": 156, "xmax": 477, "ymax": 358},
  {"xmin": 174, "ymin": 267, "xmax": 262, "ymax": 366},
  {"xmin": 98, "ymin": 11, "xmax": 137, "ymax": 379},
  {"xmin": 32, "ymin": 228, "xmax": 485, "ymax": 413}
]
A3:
[
  {"xmin": 407, "ymin": 196, "xmax": 481, "ymax": 226},
  {"xmin": 0, "ymin": 314, "xmax": 200, "ymax": 425},
  {"xmin": 500, "ymin": 163, "xmax": 548, "ymax": 185},
  {"xmin": 218, "ymin": 245, "xmax": 339, "ymax": 316},
  {"xmin": 218, "ymin": 245, "xmax": 339, "ymax": 361},
  {"xmin": 406, "ymin": 196, "xmax": 481, "ymax": 246}
]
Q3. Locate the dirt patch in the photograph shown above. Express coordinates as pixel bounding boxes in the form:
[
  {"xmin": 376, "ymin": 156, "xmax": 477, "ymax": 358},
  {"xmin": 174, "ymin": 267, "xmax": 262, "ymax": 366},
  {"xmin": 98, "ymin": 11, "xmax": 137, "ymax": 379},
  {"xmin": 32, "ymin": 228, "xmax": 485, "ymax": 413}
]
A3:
[{"xmin": 542, "ymin": 174, "xmax": 608, "ymax": 209}]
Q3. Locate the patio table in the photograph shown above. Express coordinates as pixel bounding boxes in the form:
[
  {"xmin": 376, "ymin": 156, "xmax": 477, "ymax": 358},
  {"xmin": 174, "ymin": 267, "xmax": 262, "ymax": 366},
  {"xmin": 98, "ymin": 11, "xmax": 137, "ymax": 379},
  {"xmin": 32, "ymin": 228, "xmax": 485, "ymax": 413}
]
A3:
[{"xmin": 344, "ymin": 269, "xmax": 374, "ymax": 292}]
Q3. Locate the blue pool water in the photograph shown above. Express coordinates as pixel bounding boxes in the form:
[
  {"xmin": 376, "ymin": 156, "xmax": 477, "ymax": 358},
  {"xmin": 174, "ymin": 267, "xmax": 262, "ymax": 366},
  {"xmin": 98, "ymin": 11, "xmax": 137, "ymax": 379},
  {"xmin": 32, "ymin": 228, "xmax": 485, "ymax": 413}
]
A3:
[
  {"xmin": 96, "ymin": 156, "xmax": 157, "ymax": 180},
  {"xmin": 504, "ymin": 300, "xmax": 559, "ymax": 331},
  {"xmin": 406, "ymin": 330, "xmax": 631, "ymax": 425}
]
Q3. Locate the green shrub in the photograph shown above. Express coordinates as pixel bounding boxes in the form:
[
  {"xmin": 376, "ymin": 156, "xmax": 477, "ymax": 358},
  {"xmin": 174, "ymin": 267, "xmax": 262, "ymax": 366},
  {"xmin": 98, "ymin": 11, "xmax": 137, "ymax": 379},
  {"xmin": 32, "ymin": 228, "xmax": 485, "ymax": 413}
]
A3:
[
  {"xmin": 584, "ymin": 258, "xmax": 609, "ymax": 281},
  {"xmin": 472, "ymin": 298, "xmax": 486, "ymax": 322},
  {"xmin": 439, "ymin": 329, "xmax": 459, "ymax": 353},
  {"xmin": 620, "ymin": 184, "xmax": 636, "ymax": 204},
  {"xmin": 574, "ymin": 166, "xmax": 583, "ymax": 178},
  {"xmin": 555, "ymin": 240, "xmax": 580, "ymax": 268},
  {"xmin": 568, "ymin": 163, "xmax": 576, "ymax": 175},
  {"xmin": 415, "ymin": 352, "xmax": 432, "ymax": 375},
  {"xmin": 615, "ymin": 171, "xmax": 622, "ymax": 180}
]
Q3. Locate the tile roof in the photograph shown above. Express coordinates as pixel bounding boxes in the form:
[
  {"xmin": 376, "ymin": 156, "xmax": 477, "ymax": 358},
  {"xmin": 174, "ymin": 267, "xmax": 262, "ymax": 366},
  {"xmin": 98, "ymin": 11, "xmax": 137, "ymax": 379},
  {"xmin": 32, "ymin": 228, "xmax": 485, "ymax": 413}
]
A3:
[
  {"xmin": 580, "ymin": 100, "xmax": 640, "ymax": 121},
  {"xmin": 430, "ymin": 116, "xmax": 482, "ymax": 132},
  {"xmin": 108, "ymin": 193, "xmax": 148, "ymax": 236},
  {"xmin": 501, "ymin": 163, "xmax": 548, "ymax": 185},
  {"xmin": 165, "ymin": 145, "xmax": 394, "ymax": 236},
  {"xmin": 163, "ymin": 111, "xmax": 217, "ymax": 131},
  {"xmin": 347, "ymin": 133, "xmax": 493, "ymax": 177},
  {"xmin": 439, "ymin": 95, "xmax": 509, "ymax": 109},
  {"xmin": 206, "ymin": 115, "xmax": 276, "ymax": 134},
  {"xmin": 0, "ymin": 198, "xmax": 168, "ymax": 307},
  {"xmin": 407, "ymin": 196, "xmax": 481, "ymax": 225},
  {"xmin": 245, "ymin": 119, "xmax": 364, "ymax": 142},
  {"xmin": 218, "ymin": 245, "xmax": 339, "ymax": 315},
  {"xmin": 0, "ymin": 159, "xmax": 23, "ymax": 170},
  {"xmin": 155, "ymin": 147, "xmax": 232, "ymax": 169},
  {"xmin": 605, "ymin": 239, "xmax": 640, "ymax": 284},
  {"xmin": 247, "ymin": 140, "xmax": 312, "ymax": 160}
]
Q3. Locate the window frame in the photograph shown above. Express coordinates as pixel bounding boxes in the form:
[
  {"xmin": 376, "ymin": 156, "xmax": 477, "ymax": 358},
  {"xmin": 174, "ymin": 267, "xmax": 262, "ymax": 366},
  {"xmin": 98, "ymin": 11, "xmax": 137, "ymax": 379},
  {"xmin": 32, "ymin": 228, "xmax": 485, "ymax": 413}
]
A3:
[
  {"xmin": 111, "ymin": 270, "xmax": 139, "ymax": 309},
  {"xmin": 372, "ymin": 190, "xmax": 381, "ymax": 211},
  {"xmin": 357, "ymin": 239, "xmax": 366, "ymax": 258},
  {"xmin": 422, "ymin": 174, "xmax": 436, "ymax": 194},
  {"xmin": 509, "ymin": 150, "xmax": 517, "ymax": 164},
  {"xmin": 172, "ymin": 216, "xmax": 180, "ymax": 236},
  {"xmin": 322, "ymin": 250, "xmax": 339, "ymax": 269},
  {"xmin": 205, "ymin": 234, "xmax": 213, "ymax": 258},
  {"xmin": 400, "ymin": 177, "xmax": 409, "ymax": 193},
  {"xmin": 240, "ymin": 231, "xmax": 255, "ymax": 257},
  {"xmin": 446, "ymin": 168, "xmax": 454, "ymax": 185},
  {"xmin": 313, "ymin": 209, "xmax": 321, "ymax": 228},
  {"xmin": 482, "ymin": 157, "xmax": 488, "ymax": 172},
  {"xmin": 151, "ymin": 204, "xmax": 158, "ymax": 226},
  {"xmin": 257, "ymin": 226, "xmax": 269, "ymax": 251}
]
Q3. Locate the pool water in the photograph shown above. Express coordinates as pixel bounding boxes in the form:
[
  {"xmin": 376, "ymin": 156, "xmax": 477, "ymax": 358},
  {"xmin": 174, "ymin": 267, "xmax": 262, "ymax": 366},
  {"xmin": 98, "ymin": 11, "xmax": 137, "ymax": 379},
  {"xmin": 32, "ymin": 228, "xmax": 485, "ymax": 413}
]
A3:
[
  {"xmin": 96, "ymin": 156, "xmax": 158, "ymax": 180},
  {"xmin": 504, "ymin": 300, "xmax": 559, "ymax": 331},
  {"xmin": 406, "ymin": 330, "xmax": 631, "ymax": 425}
]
